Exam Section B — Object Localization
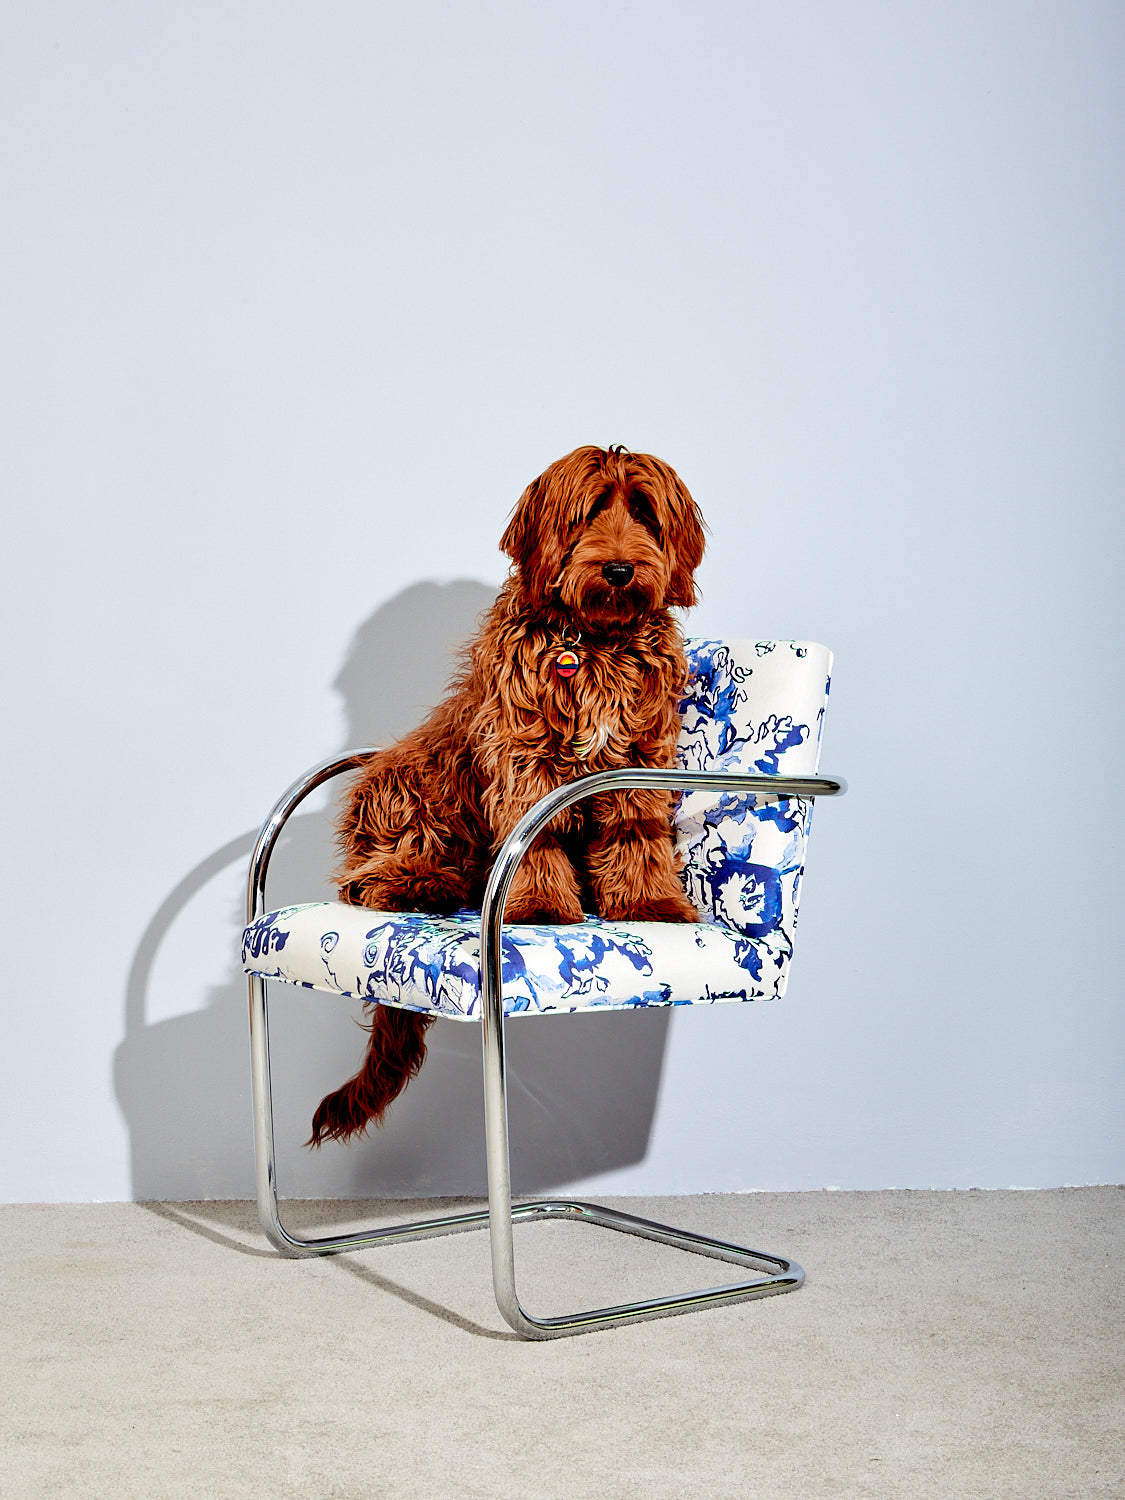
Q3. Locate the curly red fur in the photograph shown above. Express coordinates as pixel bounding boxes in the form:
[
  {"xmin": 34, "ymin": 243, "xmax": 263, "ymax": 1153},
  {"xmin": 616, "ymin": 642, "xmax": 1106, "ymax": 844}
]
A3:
[{"xmin": 309, "ymin": 444, "xmax": 707, "ymax": 1146}]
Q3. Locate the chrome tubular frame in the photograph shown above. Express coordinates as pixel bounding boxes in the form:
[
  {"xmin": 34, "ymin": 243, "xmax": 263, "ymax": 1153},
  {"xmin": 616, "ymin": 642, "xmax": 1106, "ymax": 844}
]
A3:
[{"xmin": 246, "ymin": 755, "xmax": 846, "ymax": 1337}]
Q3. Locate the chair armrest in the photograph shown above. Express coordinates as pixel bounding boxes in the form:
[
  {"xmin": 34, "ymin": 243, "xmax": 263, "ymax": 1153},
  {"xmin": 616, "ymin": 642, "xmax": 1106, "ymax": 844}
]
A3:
[
  {"xmin": 478, "ymin": 767, "xmax": 846, "ymax": 1025},
  {"xmin": 246, "ymin": 749, "xmax": 379, "ymax": 924},
  {"xmin": 247, "ymin": 754, "xmax": 846, "ymax": 939}
]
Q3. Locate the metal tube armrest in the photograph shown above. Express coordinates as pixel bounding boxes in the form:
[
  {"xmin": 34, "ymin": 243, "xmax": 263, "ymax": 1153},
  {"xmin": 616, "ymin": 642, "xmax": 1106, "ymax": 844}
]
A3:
[
  {"xmin": 246, "ymin": 749, "xmax": 379, "ymax": 925},
  {"xmin": 246, "ymin": 751, "xmax": 844, "ymax": 933},
  {"xmin": 479, "ymin": 767, "xmax": 847, "ymax": 1004}
]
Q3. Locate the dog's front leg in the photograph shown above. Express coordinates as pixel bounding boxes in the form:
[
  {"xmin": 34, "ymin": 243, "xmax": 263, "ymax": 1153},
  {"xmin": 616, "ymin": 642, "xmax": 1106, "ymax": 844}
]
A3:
[
  {"xmin": 586, "ymin": 787, "xmax": 697, "ymax": 923},
  {"xmin": 486, "ymin": 774, "xmax": 586, "ymax": 925}
]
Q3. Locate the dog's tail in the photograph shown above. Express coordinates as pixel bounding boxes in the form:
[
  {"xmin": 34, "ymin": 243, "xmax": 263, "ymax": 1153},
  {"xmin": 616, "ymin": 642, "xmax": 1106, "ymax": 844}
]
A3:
[{"xmin": 307, "ymin": 1006, "xmax": 434, "ymax": 1146}]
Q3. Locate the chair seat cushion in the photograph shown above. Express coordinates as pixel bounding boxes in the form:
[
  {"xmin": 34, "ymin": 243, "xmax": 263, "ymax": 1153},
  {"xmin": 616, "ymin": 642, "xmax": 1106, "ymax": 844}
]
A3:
[{"xmin": 242, "ymin": 902, "xmax": 792, "ymax": 1021}]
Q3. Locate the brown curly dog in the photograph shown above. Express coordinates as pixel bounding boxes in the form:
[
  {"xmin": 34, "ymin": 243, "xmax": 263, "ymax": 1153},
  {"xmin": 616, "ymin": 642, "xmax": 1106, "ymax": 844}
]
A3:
[{"xmin": 309, "ymin": 444, "xmax": 706, "ymax": 1145}]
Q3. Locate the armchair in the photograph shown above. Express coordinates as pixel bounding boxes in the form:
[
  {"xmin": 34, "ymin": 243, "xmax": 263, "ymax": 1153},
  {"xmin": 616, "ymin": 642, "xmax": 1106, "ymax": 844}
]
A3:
[{"xmin": 241, "ymin": 638, "xmax": 844, "ymax": 1338}]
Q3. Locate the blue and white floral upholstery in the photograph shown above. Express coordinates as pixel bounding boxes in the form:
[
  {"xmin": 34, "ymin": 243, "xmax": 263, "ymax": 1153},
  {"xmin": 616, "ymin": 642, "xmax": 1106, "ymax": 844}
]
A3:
[{"xmin": 241, "ymin": 640, "xmax": 832, "ymax": 1020}]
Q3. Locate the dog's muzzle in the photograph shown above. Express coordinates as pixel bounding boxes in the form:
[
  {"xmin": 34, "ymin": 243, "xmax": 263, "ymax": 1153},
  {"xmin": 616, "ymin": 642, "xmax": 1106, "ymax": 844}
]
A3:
[{"xmin": 601, "ymin": 561, "xmax": 635, "ymax": 587}]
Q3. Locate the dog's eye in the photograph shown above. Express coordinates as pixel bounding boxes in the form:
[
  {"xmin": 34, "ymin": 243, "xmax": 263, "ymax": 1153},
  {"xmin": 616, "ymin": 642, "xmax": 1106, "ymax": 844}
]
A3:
[
  {"xmin": 583, "ymin": 489, "xmax": 613, "ymax": 527},
  {"xmin": 628, "ymin": 491, "xmax": 661, "ymax": 538}
]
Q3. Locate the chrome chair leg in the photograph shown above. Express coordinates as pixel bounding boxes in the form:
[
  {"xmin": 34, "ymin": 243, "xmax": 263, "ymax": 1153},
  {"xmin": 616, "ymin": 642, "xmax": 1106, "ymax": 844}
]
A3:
[
  {"xmin": 248, "ymin": 973, "xmax": 492, "ymax": 1255},
  {"xmin": 489, "ymin": 1199, "xmax": 803, "ymax": 1338},
  {"xmin": 247, "ymin": 971, "xmax": 803, "ymax": 1337}
]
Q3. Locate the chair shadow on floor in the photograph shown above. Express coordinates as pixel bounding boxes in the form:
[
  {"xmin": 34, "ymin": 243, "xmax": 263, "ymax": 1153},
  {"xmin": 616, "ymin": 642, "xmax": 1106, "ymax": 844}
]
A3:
[
  {"xmin": 115, "ymin": 580, "xmax": 673, "ymax": 1209},
  {"xmin": 142, "ymin": 1200, "xmax": 519, "ymax": 1340}
]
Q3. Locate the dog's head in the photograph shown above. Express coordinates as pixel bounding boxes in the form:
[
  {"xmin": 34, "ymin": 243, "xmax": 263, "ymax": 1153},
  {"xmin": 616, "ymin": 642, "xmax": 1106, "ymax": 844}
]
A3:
[{"xmin": 500, "ymin": 445, "xmax": 706, "ymax": 628}]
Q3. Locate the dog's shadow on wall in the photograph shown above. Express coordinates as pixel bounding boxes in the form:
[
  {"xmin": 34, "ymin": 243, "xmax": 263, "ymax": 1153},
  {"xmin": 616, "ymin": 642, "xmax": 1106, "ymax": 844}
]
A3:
[{"xmin": 114, "ymin": 581, "xmax": 672, "ymax": 1203}]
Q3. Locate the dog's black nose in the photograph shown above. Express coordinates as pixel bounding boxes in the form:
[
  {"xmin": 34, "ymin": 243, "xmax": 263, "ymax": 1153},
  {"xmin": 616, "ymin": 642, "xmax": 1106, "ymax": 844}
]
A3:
[{"xmin": 601, "ymin": 561, "xmax": 635, "ymax": 587}]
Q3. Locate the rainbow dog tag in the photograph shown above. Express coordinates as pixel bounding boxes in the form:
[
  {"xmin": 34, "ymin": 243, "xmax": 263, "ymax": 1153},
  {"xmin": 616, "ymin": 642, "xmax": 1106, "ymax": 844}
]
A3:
[{"xmin": 555, "ymin": 649, "xmax": 580, "ymax": 678}]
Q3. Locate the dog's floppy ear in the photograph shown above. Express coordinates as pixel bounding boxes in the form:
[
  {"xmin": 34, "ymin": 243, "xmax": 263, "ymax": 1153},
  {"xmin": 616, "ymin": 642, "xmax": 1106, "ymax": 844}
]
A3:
[
  {"xmin": 499, "ymin": 476, "xmax": 539, "ymax": 571},
  {"xmin": 652, "ymin": 466, "xmax": 706, "ymax": 608},
  {"xmin": 503, "ymin": 449, "xmax": 604, "ymax": 598},
  {"xmin": 500, "ymin": 474, "xmax": 566, "ymax": 599}
]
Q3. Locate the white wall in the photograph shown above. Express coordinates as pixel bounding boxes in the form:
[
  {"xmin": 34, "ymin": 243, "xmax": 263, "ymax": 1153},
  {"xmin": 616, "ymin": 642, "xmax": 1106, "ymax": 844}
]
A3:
[{"xmin": 3, "ymin": 1, "xmax": 1122, "ymax": 1201}]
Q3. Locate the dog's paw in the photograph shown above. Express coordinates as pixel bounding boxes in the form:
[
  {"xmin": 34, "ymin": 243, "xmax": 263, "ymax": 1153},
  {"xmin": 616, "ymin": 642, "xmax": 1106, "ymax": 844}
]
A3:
[
  {"xmin": 504, "ymin": 890, "xmax": 586, "ymax": 925},
  {"xmin": 398, "ymin": 872, "xmax": 471, "ymax": 914},
  {"xmin": 343, "ymin": 866, "xmax": 470, "ymax": 915},
  {"xmin": 601, "ymin": 892, "xmax": 699, "ymax": 923},
  {"xmin": 504, "ymin": 849, "xmax": 586, "ymax": 925}
]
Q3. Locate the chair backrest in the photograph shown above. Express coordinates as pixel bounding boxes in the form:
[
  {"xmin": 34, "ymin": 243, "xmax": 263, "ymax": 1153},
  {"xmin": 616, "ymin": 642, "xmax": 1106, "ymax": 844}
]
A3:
[{"xmin": 675, "ymin": 639, "xmax": 833, "ymax": 993}]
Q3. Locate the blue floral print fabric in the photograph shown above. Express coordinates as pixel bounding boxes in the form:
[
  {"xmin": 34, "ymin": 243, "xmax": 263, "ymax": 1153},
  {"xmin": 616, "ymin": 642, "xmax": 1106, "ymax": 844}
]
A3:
[{"xmin": 242, "ymin": 639, "xmax": 833, "ymax": 1019}]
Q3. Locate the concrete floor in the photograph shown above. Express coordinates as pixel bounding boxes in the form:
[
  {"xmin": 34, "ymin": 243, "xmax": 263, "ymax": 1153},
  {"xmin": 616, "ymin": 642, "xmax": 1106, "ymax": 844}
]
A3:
[{"xmin": 2, "ymin": 1188, "xmax": 1123, "ymax": 1499}]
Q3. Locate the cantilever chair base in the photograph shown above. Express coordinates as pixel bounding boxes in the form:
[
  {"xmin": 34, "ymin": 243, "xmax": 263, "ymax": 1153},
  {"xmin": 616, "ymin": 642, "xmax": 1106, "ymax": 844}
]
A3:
[
  {"xmin": 252, "ymin": 977, "xmax": 801, "ymax": 1339},
  {"xmin": 252, "ymin": 975, "xmax": 801, "ymax": 1336}
]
